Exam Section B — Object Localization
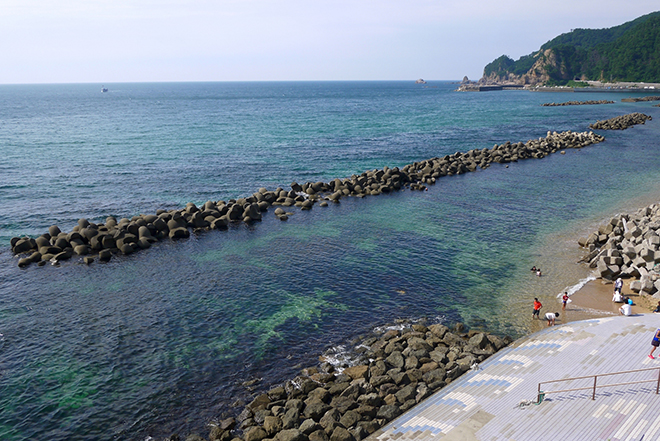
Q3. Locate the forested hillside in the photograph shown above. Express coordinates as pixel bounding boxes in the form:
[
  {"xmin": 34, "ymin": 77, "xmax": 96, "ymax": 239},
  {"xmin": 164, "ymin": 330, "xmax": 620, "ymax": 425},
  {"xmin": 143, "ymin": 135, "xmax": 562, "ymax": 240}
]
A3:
[{"xmin": 482, "ymin": 11, "xmax": 660, "ymax": 85}]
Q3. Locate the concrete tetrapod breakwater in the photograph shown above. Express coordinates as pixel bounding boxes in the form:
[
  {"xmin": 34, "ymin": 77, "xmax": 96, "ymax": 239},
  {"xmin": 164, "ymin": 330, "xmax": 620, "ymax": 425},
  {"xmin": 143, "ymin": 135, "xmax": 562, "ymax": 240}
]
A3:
[
  {"xmin": 179, "ymin": 320, "xmax": 511, "ymax": 441},
  {"xmin": 541, "ymin": 100, "xmax": 614, "ymax": 106},
  {"xmin": 10, "ymin": 130, "xmax": 604, "ymax": 268},
  {"xmin": 588, "ymin": 112, "xmax": 652, "ymax": 130},
  {"xmin": 578, "ymin": 202, "xmax": 660, "ymax": 295},
  {"xmin": 621, "ymin": 96, "xmax": 660, "ymax": 103}
]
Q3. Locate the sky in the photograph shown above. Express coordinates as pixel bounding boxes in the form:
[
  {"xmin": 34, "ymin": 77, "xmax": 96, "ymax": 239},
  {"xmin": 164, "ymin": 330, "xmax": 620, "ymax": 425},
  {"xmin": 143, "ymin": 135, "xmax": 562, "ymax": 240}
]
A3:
[{"xmin": 0, "ymin": 0, "xmax": 658, "ymax": 84}]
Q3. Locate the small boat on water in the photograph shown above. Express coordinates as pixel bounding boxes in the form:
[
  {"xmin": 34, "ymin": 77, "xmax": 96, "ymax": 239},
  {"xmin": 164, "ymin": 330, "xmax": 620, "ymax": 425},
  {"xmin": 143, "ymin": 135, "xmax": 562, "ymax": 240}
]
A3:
[{"xmin": 101, "ymin": 86, "xmax": 108, "ymax": 93}]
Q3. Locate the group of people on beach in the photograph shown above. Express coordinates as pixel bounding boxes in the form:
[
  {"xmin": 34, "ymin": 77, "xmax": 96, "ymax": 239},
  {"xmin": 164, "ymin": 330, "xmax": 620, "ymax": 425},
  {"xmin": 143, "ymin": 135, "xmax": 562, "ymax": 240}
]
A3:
[
  {"xmin": 612, "ymin": 278, "xmax": 634, "ymax": 316},
  {"xmin": 527, "ymin": 267, "xmax": 660, "ymax": 361},
  {"xmin": 532, "ymin": 297, "xmax": 559, "ymax": 326}
]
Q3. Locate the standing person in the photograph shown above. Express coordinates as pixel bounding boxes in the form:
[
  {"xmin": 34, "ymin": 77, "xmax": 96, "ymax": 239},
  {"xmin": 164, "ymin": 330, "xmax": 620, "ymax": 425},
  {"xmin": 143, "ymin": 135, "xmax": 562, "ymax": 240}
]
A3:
[
  {"xmin": 533, "ymin": 298, "xmax": 542, "ymax": 319},
  {"xmin": 562, "ymin": 292, "xmax": 569, "ymax": 310},
  {"xmin": 545, "ymin": 312, "xmax": 559, "ymax": 326},
  {"xmin": 614, "ymin": 278, "xmax": 623, "ymax": 294},
  {"xmin": 650, "ymin": 328, "xmax": 660, "ymax": 359}
]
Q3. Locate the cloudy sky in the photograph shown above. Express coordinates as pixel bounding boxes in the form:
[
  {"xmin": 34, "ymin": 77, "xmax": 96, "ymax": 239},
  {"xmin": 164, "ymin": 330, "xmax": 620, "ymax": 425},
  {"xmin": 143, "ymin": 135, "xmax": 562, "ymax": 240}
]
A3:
[{"xmin": 1, "ymin": 0, "xmax": 657, "ymax": 84}]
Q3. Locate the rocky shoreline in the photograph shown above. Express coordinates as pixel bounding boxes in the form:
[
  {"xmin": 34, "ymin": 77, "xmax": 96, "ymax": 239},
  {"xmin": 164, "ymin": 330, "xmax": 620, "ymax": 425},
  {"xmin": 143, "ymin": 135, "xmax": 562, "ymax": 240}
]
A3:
[
  {"xmin": 10, "ymin": 130, "xmax": 605, "ymax": 268},
  {"xmin": 588, "ymin": 112, "xmax": 652, "ymax": 130},
  {"xmin": 578, "ymin": 202, "xmax": 660, "ymax": 296},
  {"xmin": 174, "ymin": 319, "xmax": 511, "ymax": 441},
  {"xmin": 541, "ymin": 100, "xmax": 614, "ymax": 107}
]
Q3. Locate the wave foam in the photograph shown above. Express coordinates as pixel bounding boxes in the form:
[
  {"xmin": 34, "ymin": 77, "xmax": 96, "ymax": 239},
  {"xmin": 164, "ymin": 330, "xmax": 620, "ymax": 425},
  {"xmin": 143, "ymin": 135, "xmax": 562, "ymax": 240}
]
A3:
[{"xmin": 556, "ymin": 274, "xmax": 597, "ymax": 299}]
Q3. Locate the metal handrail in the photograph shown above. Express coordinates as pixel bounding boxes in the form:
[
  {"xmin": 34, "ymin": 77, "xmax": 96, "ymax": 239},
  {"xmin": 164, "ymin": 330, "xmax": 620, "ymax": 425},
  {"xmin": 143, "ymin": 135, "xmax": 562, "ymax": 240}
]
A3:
[{"xmin": 538, "ymin": 367, "xmax": 660, "ymax": 401}]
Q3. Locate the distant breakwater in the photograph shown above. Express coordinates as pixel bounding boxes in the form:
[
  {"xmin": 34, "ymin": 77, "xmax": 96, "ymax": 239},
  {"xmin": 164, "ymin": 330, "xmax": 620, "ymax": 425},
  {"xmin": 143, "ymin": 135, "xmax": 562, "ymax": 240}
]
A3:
[
  {"xmin": 10, "ymin": 130, "xmax": 605, "ymax": 268},
  {"xmin": 621, "ymin": 96, "xmax": 660, "ymax": 103},
  {"xmin": 183, "ymin": 319, "xmax": 511, "ymax": 441},
  {"xmin": 589, "ymin": 112, "xmax": 652, "ymax": 130},
  {"xmin": 541, "ymin": 100, "xmax": 614, "ymax": 107}
]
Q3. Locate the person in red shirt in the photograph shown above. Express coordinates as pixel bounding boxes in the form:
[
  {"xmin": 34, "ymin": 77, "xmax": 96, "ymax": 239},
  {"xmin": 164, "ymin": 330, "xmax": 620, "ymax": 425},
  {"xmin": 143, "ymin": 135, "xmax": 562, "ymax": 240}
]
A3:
[
  {"xmin": 533, "ymin": 298, "xmax": 542, "ymax": 319},
  {"xmin": 562, "ymin": 292, "xmax": 569, "ymax": 310}
]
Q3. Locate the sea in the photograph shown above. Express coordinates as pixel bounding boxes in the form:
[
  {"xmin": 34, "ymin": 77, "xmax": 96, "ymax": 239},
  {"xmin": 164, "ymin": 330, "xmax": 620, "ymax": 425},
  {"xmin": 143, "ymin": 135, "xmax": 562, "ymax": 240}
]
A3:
[{"xmin": 1, "ymin": 81, "xmax": 660, "ymax": 440}]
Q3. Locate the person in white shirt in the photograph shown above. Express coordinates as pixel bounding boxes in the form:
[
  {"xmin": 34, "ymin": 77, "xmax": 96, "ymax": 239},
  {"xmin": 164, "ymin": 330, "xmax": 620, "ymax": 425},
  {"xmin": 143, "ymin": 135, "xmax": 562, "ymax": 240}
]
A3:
[
  {"xmin": 545, "ymin": 312, "xmax": 559, "ymax": 326},
  {"xmin": 619, "ymin": 303, "xmax": 632, "ymax": 316},
  {"xmin": 614, "ymin": 278, "xmax": 623, "ymax": 294}
]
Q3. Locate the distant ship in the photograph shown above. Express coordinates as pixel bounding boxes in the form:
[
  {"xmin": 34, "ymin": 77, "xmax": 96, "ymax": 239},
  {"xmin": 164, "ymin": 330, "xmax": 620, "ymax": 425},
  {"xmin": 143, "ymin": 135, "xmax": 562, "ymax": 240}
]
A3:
[{"xmin": 101, "ymin": 86, "xmax": 108, "ymax": 93}]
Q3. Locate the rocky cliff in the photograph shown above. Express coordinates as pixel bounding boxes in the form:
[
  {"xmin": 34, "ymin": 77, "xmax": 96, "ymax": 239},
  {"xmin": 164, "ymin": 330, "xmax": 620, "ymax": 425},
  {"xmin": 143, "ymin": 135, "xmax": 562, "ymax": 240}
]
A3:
[
  {"xmin": 479, "ymin": 11, "xmax": 660, "ymax": 86},
  {"xmin": 480, "ymin": 49, "xmax": 585, "ymax": 86}
]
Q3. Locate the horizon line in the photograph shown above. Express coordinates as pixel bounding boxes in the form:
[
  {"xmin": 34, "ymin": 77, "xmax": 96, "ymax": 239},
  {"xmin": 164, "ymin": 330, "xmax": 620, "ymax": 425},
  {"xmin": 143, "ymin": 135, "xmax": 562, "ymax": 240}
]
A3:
[{"xmin": 0, "ymin": 79, "xmax": 464, "ymax": 86}]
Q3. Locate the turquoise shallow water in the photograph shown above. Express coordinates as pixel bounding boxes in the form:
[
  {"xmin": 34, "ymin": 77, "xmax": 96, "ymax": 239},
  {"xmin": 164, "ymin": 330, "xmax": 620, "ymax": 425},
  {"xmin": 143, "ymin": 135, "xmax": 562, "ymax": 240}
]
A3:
[{"xmin": 1, "ymin": 82, "xmax": 660, "ymax": 440}]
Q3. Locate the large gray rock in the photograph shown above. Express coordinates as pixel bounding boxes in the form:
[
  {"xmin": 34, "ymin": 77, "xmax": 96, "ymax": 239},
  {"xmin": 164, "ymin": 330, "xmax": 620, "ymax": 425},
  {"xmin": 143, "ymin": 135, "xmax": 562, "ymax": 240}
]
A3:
[
  {"xmin": 376, "ymin": 404, "xmax": 400, "ymax": 420},
  {"xmin": 303, "ymin": 399, "xmax": 330, "ymax": 421},
  {"xmin": 468, "ymin": 333, "xmax": 489, "ymax": 349},
  {"xmin": 264, "ymin": 415, "xmax": 283, "ymax": 435},
  {"xmin": 299, "ymin": 419, "xmax": 321, "ymax": 436},
  {"xmin": 98, "ymin": 235, "xmax": 114, "ymax": 249},
  {"xmin": 422, "ymin": 368, "xmax": 446, "ymax": 384},
  {"xmin": 330, "ymin": 396, "xmax": 357, "ymax": 414},
  {"xmin": 329, "ymin": 427, "xmax": 354, "ymax": 441},
  {"xmin": 395, "ymin": 384, "xmax": 416, "ymax": 403},
  {"xmin": 307, "ymin": 387, "xmax": 330, "ymax": 403},
  {"xmin": 641, "ymin": 248, "xmax": 655, "ymax": 262},
  {"xmin": 356, "ymin": 393, "xmax": 381, "ymax": 407},
  {"xmin": 343, "ymin": 365, "xmax": 368, "ymax": 380},
  {"xmin": 99, "ymin": 249, "xmax": 112, "ymax": 262},
  {"xmin": 339, "ymin": 410, "xmax": 361, "ymax": 430},
  {"xmin": 169, "ymin": 227, "xmax": 190, "ymax": 239},
  {"xmin": 309, "ymin": 430, "xmax": 329, "ymax": 441},
  {"xmin": 385, "ymin": 351, "xmax": 404, "ymax": 369},
  {"xmin": 12, "ymin": 238, "xmax": 34, "ymax": 254},
  {"xmin": 369, "ymin": 360, "xmax": 387, "ymax": 377},
  {"xmin": 282, "ymin": 408, "xmax": 300, "ymax": 429},
  {"xmin": 74, "ymin": 245, "xmax": 89, "ymax": 256},
  {"xmin": 442, "ymin": 332, "xmax": 464, "ymax": 347},
  {"xmin": 244, "ymin": 427, "xmax": 268, "ymax": 441},
  {"xmin": 597, "ymin": 259, "xmax": 614, "ymax": 278},
  {"xmin": 641, "ymin": 276, "xmax": 655, "ymax": 293}
]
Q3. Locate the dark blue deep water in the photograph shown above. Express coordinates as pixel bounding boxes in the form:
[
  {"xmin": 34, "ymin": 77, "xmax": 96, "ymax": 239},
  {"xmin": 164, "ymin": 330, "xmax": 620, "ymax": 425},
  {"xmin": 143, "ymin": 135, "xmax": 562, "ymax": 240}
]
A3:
[{"xmin": 1, "ymin": 81, "xmax": 660, "ymax": 440}]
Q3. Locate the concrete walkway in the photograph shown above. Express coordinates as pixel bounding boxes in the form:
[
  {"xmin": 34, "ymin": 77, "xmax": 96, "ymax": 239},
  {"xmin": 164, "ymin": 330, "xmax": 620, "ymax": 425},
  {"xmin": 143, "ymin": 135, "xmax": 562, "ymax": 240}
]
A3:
[{"xmin": 370, "ymin": 314, "xmax": 660, "ymax": 441}]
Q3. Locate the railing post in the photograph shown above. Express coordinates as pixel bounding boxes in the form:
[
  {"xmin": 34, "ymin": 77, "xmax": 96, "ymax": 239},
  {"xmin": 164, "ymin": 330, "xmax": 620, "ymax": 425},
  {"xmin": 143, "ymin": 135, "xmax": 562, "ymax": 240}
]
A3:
[
  {"xmin": 538, "ymin": 383, "xmax": 541, "ymax": 402},
  {"xmin": 657, "ymin": 369, "xmax": 660, "ymax": 395},
  {"xmin": 592, "ymin": 376, "xmax": 597, "ymax": 400}
]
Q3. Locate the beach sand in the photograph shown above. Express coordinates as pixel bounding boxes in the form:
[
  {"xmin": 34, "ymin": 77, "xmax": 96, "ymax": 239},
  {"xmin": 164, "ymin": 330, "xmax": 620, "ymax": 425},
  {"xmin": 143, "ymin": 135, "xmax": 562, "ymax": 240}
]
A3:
[{"xmin": 543, "ymin": 278, "xmax": 659, "ymax": 328}]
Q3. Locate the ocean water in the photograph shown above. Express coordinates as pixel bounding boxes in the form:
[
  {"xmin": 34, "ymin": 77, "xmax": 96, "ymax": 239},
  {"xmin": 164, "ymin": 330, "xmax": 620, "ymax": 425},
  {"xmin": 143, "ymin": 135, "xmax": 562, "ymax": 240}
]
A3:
[{"xmin": 1, "ymin": 81, "xmax": 660, "ymax": 440}]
